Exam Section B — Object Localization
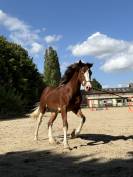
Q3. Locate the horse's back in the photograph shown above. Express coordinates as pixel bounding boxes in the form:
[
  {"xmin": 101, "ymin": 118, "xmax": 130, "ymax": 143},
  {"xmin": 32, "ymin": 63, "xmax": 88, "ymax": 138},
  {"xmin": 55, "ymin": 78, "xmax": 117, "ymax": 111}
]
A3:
[{"xmin": 40, "ymin": 86, "xmax": 56, "ymax": 101}]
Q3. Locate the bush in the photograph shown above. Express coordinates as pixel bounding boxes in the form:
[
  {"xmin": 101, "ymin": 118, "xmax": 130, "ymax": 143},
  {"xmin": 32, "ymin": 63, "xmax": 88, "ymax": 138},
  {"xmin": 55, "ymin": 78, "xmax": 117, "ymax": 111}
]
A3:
[{"xmin": 0, "ymin": 86, "xmax": 26, "ymax": 116}]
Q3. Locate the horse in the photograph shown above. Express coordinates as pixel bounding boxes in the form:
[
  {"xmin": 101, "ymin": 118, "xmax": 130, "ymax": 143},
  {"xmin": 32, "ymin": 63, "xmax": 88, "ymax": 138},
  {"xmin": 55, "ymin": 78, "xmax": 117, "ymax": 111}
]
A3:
[{"xmin": 30, "ymin": 60, "xmax": 93, "ymax": 149}]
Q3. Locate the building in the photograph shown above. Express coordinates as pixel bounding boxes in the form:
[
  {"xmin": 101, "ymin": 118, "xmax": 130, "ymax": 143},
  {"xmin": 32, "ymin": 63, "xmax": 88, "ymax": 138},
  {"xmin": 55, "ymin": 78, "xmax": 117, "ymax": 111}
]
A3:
[{"xmin": 82, "ymin": 83, "xmax": 133, "ymax": 108}]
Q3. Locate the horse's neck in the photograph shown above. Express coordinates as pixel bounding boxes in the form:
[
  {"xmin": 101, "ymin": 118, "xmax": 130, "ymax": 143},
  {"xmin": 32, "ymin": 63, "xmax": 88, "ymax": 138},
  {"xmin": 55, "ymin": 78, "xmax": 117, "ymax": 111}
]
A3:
[{"xmin": 67, "ymin": 71, "xmax": 81, "ymax": 94}]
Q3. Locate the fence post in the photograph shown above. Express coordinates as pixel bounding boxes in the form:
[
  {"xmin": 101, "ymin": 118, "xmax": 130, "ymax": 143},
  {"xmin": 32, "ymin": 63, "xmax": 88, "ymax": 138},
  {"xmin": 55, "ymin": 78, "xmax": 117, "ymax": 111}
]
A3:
[{"xmin": 128, "ymin": 97, "xmax": 133, "ymax": 112}]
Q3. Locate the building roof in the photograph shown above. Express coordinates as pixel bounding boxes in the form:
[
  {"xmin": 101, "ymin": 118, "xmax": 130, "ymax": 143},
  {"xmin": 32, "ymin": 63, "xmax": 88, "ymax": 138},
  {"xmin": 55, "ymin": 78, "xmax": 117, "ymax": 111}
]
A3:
[{"xmin": 82, "ymin": 86, "xmax": 133, "ymax": 96}]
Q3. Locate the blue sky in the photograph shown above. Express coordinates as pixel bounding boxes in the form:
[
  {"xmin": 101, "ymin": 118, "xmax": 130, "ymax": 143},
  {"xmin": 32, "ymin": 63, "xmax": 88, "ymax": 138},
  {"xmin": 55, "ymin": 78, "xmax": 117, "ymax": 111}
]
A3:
[{"xmin": 0, "ymin": 0, "xmax": 133, "ymax": 88}]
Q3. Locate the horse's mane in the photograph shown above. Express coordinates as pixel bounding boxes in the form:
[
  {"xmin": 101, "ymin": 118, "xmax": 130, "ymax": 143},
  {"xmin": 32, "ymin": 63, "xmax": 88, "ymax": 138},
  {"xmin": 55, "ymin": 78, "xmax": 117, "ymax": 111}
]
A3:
[
  {"xmin": 59, "ymin": 63, "xmax": 78, "ymax": 85},
  {"xmin": 60, "ymin": 62, "xmax": 83, "ymax": 85}
]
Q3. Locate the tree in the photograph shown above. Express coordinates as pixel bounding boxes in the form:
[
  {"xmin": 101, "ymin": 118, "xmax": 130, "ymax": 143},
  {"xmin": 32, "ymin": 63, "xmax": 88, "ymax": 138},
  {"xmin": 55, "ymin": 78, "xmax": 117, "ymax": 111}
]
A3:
[
  {"xmin": 0, "ymin": 36, "xmax": 44, "ymax": 115},
  {"xmin": 44, "ymin": 47, "xmax": 61, "ymax": 87},
  {"xmin": 92, "ymin": 78, "xmax": 102, "ymax": 90}
]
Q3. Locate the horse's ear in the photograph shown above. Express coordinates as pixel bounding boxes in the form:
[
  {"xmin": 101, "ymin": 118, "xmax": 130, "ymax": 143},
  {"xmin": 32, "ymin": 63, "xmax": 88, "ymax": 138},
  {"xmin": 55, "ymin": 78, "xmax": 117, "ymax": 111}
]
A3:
[
  {"xmin": 79, "ymin": 60, "xmax": 82, "ymax": 65},
  {"xmin": 87, "ymin": 63, "xmax": 93, "ymax": 68},
  {"xmin": 79, "ymin": 60, "xmax": 82, "ymax": 64}
]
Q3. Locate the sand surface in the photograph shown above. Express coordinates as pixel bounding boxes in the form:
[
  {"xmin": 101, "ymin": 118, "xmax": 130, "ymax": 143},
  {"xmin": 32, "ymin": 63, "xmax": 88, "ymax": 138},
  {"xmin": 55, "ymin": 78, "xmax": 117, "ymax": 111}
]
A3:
[{"xmin": 0, "ymin": 107, "xmax": 133, "ymax": 177}]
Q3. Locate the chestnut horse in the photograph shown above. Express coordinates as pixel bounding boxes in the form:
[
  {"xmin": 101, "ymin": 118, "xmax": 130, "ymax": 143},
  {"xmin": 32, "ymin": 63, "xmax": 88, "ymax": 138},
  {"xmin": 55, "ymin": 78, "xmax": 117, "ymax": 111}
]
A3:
[{"xmin": 30, "ymin": 60, "xmax": 93, "ymax": 149}]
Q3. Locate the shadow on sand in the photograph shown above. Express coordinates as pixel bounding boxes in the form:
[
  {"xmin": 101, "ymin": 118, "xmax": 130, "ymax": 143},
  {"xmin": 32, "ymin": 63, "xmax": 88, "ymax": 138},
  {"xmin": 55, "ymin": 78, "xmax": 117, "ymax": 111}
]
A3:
[
  {"xmin": 0, "ymin": 114, "xmax": 29, "ymax": 121},
  {"xmin": 79, "ymin": 133, "xmax": 133, "ymax": 146},
  {"xmin": 0, "ymin": 149, "xmax": 133, "ymax": 177}
]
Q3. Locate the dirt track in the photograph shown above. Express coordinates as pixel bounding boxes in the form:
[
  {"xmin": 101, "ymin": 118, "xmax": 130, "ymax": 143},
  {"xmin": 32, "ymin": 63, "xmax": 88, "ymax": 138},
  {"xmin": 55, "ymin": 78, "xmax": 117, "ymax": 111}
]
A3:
[{"xmin": 0, "ymin": 107, "xmax": 133, "ymax": 177}]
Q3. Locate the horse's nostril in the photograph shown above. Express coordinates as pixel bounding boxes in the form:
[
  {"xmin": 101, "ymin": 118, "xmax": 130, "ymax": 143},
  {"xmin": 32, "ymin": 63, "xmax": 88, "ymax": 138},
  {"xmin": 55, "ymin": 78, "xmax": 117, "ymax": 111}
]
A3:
[
  {"xmin": 86, "ymin": 86, "xmax": 89, "ymax": 91},
  {"xmin": 86, "ymin": 86, "xmax": 92, "ymax": 91}
]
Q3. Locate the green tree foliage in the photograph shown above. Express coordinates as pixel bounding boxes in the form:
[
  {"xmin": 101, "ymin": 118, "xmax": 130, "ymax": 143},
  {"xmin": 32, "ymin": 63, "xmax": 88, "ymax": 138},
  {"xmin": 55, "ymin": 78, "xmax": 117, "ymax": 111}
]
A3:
[
  {"xmin": 0, "ymin": 36, "xmax": 44, "ymax": 115},
  {"xmin": 44, "ymin": 47, "xmax": 61, "ymax": 87},
  {"xmin": 0, "ymin": 86, "xmax": 25, "ymax": 115},
  {"xmin": 92, "ymin": 78, "xmax": 102, "ymax": 90}
]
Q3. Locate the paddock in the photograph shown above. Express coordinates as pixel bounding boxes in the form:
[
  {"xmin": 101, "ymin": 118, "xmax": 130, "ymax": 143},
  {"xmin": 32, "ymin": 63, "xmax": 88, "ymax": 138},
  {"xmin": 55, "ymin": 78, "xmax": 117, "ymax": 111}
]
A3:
[{"xmin": 0, "ymin": 107, "xmax": 133, "ymax": 177}]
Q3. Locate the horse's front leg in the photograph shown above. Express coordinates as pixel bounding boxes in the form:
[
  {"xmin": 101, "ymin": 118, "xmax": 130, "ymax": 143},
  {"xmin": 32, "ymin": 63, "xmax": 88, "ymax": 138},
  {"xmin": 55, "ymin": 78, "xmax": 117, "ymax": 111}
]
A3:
[
  {"xmin": 61, "ymin": 106, "xmax": 70, "ymax": 149},
  {"xmin": 71, "ymin": 109, "xmax": 86, "ymax": 138}
]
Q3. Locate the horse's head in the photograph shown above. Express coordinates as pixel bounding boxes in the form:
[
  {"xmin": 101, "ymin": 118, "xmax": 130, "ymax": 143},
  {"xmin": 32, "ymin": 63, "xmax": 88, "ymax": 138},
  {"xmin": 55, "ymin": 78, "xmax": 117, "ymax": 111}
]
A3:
[{"xmin": 78, "ymin": 60, "xmax": 93, "ymax": 91}]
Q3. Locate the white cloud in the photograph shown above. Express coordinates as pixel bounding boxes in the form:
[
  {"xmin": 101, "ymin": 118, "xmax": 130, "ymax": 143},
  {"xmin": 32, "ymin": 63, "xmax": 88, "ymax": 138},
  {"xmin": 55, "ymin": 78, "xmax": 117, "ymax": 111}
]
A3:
[
  {"xmin": 0, "ymin": 9, "xmax": 44, "ymax": 55},
  {"xmin": 70, "ymin": 32, "xmax": 133, "ymax": 72},
  {"xmin": 30, "ymin": 42, "xmax": 43, "ymax": 54},
  {"xmin": 0, "ymin": 10, "xmax": 63, "ymax": 57},
  {"xmin": 0, "ymin": 9, "xmax": 29, "ymax": 32},
  {"xmin": 44, "ymin": 35, "xmax": 62, "ymax": 43}
]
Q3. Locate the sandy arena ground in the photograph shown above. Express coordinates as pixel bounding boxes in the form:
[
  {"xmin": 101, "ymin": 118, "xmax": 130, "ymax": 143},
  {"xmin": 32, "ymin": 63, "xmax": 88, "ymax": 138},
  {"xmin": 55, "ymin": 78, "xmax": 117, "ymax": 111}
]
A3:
[{"xmin": 0, "ymin": 107, "xmax": 133, "ymax": 177}]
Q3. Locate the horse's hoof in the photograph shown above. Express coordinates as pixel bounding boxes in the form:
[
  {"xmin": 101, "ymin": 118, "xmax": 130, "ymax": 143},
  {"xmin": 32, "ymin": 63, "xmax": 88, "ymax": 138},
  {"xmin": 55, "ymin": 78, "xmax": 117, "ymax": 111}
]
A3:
[
  {"xmin": 71, "ymin": 129, "xmax": 80, "ymax": 139},
  {"xmin": 63, "ymin": 146, "xmax": 71, "ymax": 153},
  {"xmin": 70, "ymin": 129, "xmax": 76, "ymax": 139},
  {"xmin": 49, "ymin": 139, "xmax": 58, "ymax": 144},
  {"xmin": 34, "ymin": 137, "xmax": 38, "ymax": 141}
]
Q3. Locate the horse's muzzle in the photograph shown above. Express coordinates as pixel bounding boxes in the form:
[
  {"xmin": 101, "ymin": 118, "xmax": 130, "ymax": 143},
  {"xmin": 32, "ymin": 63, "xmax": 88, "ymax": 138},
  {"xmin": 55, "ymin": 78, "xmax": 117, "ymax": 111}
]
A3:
[
  {"xmin": 84, "ymin": 81, "xmax": 92, "ymax": 91},
  {"xmin": 85, "ymin": 85, "xmax": 92, "ymax": 91}
]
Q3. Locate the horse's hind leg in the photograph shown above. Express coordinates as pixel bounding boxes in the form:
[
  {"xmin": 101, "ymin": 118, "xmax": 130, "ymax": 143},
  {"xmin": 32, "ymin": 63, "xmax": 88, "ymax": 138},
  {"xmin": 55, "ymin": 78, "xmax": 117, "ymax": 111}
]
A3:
[
  {"xmin": 34, "ymin": 112, "xmax": 44, "ymax": 141},
  {"xmin": 48, "ymin": 112, "xmax": 58, "ymax": 144},
  {"xmin": 71, "ymin": 109, "xmax": 86, "ymax": 138},
  {"xmin": 61, "ymin": 106, "xmax": 70, "ymax": 149}
]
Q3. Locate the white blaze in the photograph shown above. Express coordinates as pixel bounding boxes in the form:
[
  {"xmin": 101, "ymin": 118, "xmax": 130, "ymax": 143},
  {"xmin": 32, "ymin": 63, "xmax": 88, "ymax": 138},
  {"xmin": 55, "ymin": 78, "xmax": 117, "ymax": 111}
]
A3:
[{"xmin": 83, "ymin": 70, "xmax": 92, "ymax": 91}]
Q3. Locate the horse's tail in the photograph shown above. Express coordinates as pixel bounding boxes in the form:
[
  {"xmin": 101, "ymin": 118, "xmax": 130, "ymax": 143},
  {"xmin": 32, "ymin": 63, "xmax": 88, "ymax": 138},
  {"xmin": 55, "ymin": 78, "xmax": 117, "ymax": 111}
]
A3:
[{"xmin": 29, "ymin": 103, "xmax": 40, "ymax": 120}]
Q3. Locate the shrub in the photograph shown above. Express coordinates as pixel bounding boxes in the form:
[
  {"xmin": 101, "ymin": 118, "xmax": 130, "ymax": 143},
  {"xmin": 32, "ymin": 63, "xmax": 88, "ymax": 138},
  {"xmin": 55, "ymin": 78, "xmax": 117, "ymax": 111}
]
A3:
[{"xmin": 0, "ymin": 86, "xmax": 26, "ymax": 116}]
